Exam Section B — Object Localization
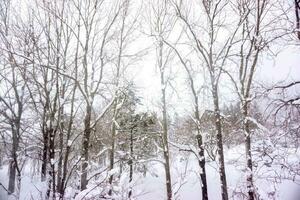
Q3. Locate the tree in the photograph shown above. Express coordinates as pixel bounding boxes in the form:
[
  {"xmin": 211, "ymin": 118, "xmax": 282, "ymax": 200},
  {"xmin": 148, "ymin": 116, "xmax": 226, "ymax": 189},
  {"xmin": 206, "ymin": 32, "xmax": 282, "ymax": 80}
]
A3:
[
  {"xmin": 116, "ymin": 88, "xmax": 157, "ymax": 198},
  {"xmin": 222, "ymin": 1, "xmax": 289, "ymax": 199},
  {"xmin": 0, "ymin": 0, "xmax": 30, "ymax": 196},
  {"xmin": 108, "ymin": 0, "xmax": 130, "ymax": 194},
  {"xmin": 163, "ymin": 40, "xmax": 209, "ymax": 200},
  {"xmin": 66, "ymin": 0, "xmax": 120, "ymax": 191},
  {"xmin": 145, "ymin": 0, "xmax": 176, "ymax": 199},
  {"xmin": 172, "ymin": 0, "xmax": 244, "ymax": 198}
]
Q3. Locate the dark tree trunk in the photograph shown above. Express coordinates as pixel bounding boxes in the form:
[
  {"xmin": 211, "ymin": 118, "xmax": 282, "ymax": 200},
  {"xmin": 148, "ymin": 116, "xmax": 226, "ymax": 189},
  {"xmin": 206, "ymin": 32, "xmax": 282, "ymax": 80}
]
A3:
[
  {"xmin": 0, "ymin": 150, "xmax": 2, "ymax": 169},
  {"xmin": 50, "ymin": 128, "xmax": 56, "ymax": 199},
  {"xmin": 194, "ymin": 92, "xmax": 208, "ymax": 200},
  {"xmin": 56, "ymin": 126, "xmax": 63, "ymax": 192},
  {"xmin": 212, "ymin": 84, "xmax": 228, "ymax": 200},
  {"xmin": 128, "ymin": 129, "xmax": 134, "ymax": 198},
  {"xmin": 59, "ymin": 119, "xmax": 73, "ymax": 198},
  {"xmin": 59, "ymin": 86, "xmax": 76, "ymax": 199},
  {"xmin": 295, "ymin": 0, "xmax": 300, "ymax": 40},
  {"xmin": 46, "ymin": 127, "xmax": 56, "ymax": 200},
  {"xmin": 8, "ymin": 128, "xmax": 19, "ymax": 195},
  {"xmin": 80, "ymin": 104, "xmax": 92, "ymax": 191},
  {"xmin": 196, "ymin": 134, "xmax": 208, "ymax": 200},
  {"xmin": 59, "ymin": 142, "xmax": 70, "ymax": 198},
  {"xmin": 41, "ymin": 129, "xmax": 49, "ymax": 182},
  {"xmin": 8, "ymin": 159, "xmax": 16, "ymax": 194}
]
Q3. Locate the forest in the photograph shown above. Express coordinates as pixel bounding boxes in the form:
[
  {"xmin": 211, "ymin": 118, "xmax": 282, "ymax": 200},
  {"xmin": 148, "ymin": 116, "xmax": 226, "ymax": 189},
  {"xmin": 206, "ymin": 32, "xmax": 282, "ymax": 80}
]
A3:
[{"xmin": 0, "ymin": 0, "xmax": 300, "ymax": 200}]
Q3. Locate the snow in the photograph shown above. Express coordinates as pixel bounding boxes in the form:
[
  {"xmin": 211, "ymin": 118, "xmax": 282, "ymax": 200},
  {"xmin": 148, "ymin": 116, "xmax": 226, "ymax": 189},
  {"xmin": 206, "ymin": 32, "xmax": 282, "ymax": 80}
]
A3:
[
  {"xmin": 0, "ymin": 165, "xmax": 47, "ymax": 200},
  {"xmin": 67, "ymin": 139, "xmax": 72, "ymax": 147},
  {"xmin": 1, "ymin": 144, "xmax": 299, "ymax": 200},
  {"xmin": 116, "ymin": 102, "xmax": 124, "ymax": 111},
  {"xmin": 46, "ymin": 120, "xmax": 51, "ymax": 128},
  {"xmin": 132, "ymin": 144, "xmax": 300, "ymax": 200},
  {"xmin": 108, "ymin": 168, "xmax": 119, "ymax": 176},
  {"xmin": 245, "ymin": 116, "xmax": 269, "ymax": 134}
]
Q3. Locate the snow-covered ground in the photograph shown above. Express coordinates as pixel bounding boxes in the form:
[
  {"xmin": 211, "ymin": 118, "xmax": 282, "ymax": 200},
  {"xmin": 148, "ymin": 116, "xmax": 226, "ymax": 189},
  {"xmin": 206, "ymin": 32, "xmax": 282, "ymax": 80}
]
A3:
[
  {"xmin": 0, "ymin": 165, "xmax": 47, "ymax": 200},
  {"xmin": 132, "ymin": 145, "xmax": 300, "ymax": 200},
  {"xmin": 1, "ymin": 144, "xmax": 299, "ymax": 200}
]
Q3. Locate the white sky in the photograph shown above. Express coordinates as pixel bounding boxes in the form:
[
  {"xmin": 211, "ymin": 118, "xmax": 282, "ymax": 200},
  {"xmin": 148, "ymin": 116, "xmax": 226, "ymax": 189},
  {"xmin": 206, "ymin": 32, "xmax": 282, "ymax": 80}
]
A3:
[
  {"xmin": 132, "ymin": 45, "xmax": 300, "ymax": 116},
  {"xmin": 4, "ymin": 0, "xmax": 300, "ymax": 118},
  {"xmin": 127, "ymin": 0, "xmax": 300, "ymax": 117}
]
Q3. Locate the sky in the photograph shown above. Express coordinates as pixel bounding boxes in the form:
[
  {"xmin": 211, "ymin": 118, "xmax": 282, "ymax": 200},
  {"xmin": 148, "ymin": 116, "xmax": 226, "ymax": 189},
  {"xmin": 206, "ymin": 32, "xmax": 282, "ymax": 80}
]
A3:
[
  {"xmin": 4, "ymin": 0, "xmax": 300, "ymax": 118},
  {"xmin": 132, "ymin": 44, "xmax": 300, "ymax": 117},
  {"xmin": 123, "ymin": 0, "xmax": 300, "ymax": 118},
  {"xmin": 258, "ymin": 46, "xmax": 300, "ymax": 86}
]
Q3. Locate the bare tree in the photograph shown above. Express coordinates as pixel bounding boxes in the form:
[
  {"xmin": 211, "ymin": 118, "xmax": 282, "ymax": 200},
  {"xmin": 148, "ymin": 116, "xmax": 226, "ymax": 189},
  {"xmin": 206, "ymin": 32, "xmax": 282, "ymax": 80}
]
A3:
[
  {"xmin": 172, "ymin": 1, "xmax": 244, "ymax": 199},
  {"xmin": 221, "ymin": 1, "xmax": 290, "ymax": 199},
  {"xmin": 108, "ymin": 1, "xmax": 130, "ymax": 194},
  {"xmin": 145, "ymin": 1, "xmax": 176, "ymax": 199},
  {"xmin": 67, "ymin": 0, "xmax": 120, "ymax": 191},
  {"xmin": 164, "ymin": 40, "xmax": 209, "ymax": 200},
  {"xmin": 0, "ymin": 0, "xmax": 31, "ymax": 196}
]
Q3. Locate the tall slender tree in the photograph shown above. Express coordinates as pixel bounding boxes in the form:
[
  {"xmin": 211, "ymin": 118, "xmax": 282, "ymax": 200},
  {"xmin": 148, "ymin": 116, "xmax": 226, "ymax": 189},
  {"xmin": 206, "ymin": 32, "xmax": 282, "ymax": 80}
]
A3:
[
  {"xmin": 172, "ymin": 1, "xmax": 244, "ymax": 198},
  {"xmin": 163, "ymin": 40, "xmax": 209, "ymax": 200},
  {"xmin": 145, "ymin": 1, "xmax": 176, "ymax": 199}
]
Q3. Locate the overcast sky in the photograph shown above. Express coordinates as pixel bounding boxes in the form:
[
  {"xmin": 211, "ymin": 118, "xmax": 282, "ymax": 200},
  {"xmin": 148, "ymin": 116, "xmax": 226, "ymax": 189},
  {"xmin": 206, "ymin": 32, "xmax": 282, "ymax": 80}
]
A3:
[{"xmin": 132, "ymin": 44, "xmax": 300, "ymax": 116}]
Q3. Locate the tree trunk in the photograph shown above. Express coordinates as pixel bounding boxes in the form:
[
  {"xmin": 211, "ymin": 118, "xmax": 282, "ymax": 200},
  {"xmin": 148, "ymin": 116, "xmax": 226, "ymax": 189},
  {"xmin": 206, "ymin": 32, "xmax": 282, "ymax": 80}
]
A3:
[
  {"xmin": 80, "ymin": 104, "xmax": 92, "ymax": 191},
  {"xmin": 59, "ymin": 85, "xmax": 77, "ymax": 198},
  {"xmin": 212, "ymin": 84, "xmax": 228, "ymax": 200},
  {"xmin": 242, "ymin": 103, "xmax": 255, "ymax": 200},
  {"xmin": 162, "ymin": 110, "xmax": 172, "ymax": 200},
  {"xmin": 128, "ymin": 129, "xmax": 134, "ymax": 198},
  {"xmin": 0, "ymin": 158, "xmax": 2, "ymax": 169},
  {"xmin": 295, "ymin": 0, "xmax": 300, "ymax": 40},
  {"xmin": 161, "ymin": 80, "xmax": 172, "ymax": 200},
  {"xmin": 8, "ymin": 128, "xmax": 19, "ymax": 195},
  {"xmin": 59, "ymin": 142, "xmax": 70, "ymax": 198},
  {"xmin": 8, "ymin": 159, "xmax": 16, "ymax": 194},
  {"xmin": 46, "ymin": 127, "xmax": 56, "ymax": 200},
  {"xmin": 50, "ymin": 128, "xmax": 56, "ymax": 199},
  {"xmin": 193, "ymin": 87, "xmax": 208, "ymax": 200},
  {"xmin": 108, "ymin": 110, "xmax": 116, "ymax": 195},
  {"xmin": 41, "ymin": 130, "xmax": 48, "ymax": 182},
  {"xmin": 167, "ymin": 37, "xmax": 209, "ymax": 199},
  {"xmin": 16, "ymin": 172, "xmax": 21, "ymax": 199},
  {"xmin": 56, "ymin": 123, "xmax": 63, "ymax": 192},
  {"xmin": 158, "ymin": 38, "xmax": 172, "ymax": 200},
  {"xmin": 196, "ymin": 134, "xmax": 208, "ymax": 200}
]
